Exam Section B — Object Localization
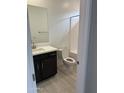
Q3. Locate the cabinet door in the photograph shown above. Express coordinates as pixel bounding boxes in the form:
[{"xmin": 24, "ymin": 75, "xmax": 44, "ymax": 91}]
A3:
[
  {"xmin": 33, "ymin": 59, "xmax": 40, "ymax": 83},
  {"xmin": 33, "ymin": 55, "xmax": 43, "ymax": 83},
  {"xmin": 42, "ymin": 52, "xmax": 57, "ymax": 79}
]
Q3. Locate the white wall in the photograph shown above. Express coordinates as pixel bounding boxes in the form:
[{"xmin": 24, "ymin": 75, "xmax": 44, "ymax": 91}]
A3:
[
  {"xmin": 27, "ymin": 0, "xmax": 80, "ymax": 51},
  {"xmin": 48, "ymin": 0, "xmax": 80, "ymax": 52}
]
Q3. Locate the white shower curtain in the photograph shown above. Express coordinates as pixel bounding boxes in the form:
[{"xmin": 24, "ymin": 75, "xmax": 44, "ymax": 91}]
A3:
[{"xmin": 69, "ymin": 16, "xmax": 79, "ymax": 54}]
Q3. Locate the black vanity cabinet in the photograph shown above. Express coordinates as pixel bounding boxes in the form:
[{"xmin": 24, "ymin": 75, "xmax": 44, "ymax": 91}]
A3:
[
  {"xmin": 33, "ymin": 54, "xmax": 43, "ymax": 83},
  {"xmin": 33, "ymin": 51, "xmax": 57, "ymax": 83}
]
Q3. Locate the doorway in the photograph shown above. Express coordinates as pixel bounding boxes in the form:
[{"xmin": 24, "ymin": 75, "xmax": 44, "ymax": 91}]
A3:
[{"xmin": 27, "ymin": 0, "xmax": 96, "ymax": 93}]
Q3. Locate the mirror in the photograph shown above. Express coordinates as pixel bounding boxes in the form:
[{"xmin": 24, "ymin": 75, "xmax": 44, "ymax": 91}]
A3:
[{"xmin": 28, "ymin": 5, "xmax": 49, "ymax": 43}]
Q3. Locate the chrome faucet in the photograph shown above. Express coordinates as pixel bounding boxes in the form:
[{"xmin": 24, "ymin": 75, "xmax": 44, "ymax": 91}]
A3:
[{"xmin": 32, "ymin": 42, "xmax": 36, "ymax": 49}]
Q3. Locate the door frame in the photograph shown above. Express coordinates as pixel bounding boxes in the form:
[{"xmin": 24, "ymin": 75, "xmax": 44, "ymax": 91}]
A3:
[
  {"xmin": 76, "ymin": 0, "xmax": 93, "ymax": 93},
  {"xmin": 27, "ymin": 12, "xmax": 37, "ymax": 93},
  {"xmin": 27, "ymin": 0, "xmax": 94, "ymax": 93}
]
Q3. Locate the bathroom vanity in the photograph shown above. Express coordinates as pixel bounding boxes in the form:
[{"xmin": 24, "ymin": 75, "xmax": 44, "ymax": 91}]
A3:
[{"xmin": 32, "ymin": 46, "xmax": 58, "ymax": 83}]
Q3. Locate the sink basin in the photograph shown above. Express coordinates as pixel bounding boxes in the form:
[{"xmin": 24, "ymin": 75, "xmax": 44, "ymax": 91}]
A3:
[
  {"xmin": 32, "ymin": 46, "xmax": 58, "ymax": 56},
  {"xmin": 32, "ymin": 48, "xmax": 45, "ymax": 52}
]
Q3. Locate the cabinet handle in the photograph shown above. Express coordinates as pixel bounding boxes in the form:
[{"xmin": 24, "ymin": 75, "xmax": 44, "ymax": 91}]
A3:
[
  {"xmin": 32, "ymin": 74, "xmax": 36, "ymax": 81},
  {"xmin": 42, "ymin": 63, "xmax": 43, "ymax": 69},
  {"xmin": 77, "ymin": 61, "xmax": 79, "ymax": 64},
  {"xmin": 37, "ymin": 64, "xmax": 39, "ymax": 70}
]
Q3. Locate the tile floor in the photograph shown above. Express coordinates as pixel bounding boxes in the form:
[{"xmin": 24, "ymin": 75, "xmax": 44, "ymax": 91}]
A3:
[{"xmin": 37, "ymin": 63, "xmax": 77, "ymax": 93}]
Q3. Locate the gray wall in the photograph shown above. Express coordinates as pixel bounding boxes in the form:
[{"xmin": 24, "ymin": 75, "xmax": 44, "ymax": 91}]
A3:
[{"xmin": 85, "ymin": 0, "xmax": 97, "ymax": 93}]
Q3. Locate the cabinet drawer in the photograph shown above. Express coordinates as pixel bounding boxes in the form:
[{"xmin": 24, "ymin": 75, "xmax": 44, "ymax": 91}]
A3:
[
  {"xmin": 40, "ymin": 53, "xmax": 48, "ymax": 59},
  {"xmin": 48, "ymin": 51, "xmax": 57, "ymax": 57},
  {"xmin": 33, "ymin": 55, "xmax": 41, "ymax": 60},
  {"xmin": 33, "ymin": 53, "xmax": 48, "ymax": 60}
]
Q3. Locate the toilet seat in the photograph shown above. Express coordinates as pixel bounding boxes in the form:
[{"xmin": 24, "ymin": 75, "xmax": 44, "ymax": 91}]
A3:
[{"xmin": 64, "ymin": 57, "xmax": 76, "ymax": 65}]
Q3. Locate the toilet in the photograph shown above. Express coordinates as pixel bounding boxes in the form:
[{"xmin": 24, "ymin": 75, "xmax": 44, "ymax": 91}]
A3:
[
  {"xmin": 63, "ymin": 57, "xmax": 76, "ymax": 65},
  {"xmin": 57, "ymin": 48, "xmax": 77, "ymax": 66}
]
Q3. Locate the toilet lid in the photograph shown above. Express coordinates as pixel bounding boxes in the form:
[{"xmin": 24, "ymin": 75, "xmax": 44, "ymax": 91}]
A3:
[{"xmin": 64, "ymin": 57, "xmax": 76, "ymax": 64}]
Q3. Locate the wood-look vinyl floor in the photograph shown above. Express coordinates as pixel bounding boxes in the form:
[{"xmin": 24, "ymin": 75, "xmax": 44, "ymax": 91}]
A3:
[{"xmin": 37, "ymin": 64, "xmax": 77, "ymax": 93}]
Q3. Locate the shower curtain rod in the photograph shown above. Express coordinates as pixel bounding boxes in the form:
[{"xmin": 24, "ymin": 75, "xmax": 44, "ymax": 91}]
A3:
[
  {"xmin": 70, "ymin": 15, "xmax": 80, "ymax": 19},
  {"xmin": 69, "ymin": 15, "xmax": 80, "ymax": 31},
  {"xmin": 68, "ymin": 14, "xmax": 80, "ymax": 53}
]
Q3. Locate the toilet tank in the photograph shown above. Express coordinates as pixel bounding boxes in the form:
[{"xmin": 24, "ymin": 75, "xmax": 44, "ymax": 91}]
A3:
[{"xmin": 57, "ymin": 47, "xmax": 69, "ymax": 59}]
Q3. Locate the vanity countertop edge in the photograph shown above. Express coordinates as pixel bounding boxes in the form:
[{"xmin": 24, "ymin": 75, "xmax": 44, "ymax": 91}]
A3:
[{"xmin": 32, "ymin": 46, "xmax": 58, "ymax": 56}]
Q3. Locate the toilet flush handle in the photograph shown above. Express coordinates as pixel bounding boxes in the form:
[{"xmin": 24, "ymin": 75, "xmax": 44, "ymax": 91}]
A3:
[{"xmin": 77, "ymin": 61, "xmax": 79, "ymax": 64}]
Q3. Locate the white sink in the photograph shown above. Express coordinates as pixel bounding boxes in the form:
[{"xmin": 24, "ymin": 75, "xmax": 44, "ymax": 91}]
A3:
[
  {"xmin": 32, "ymin": 46, "xmax": 58, "ymax": 56},
  {"xmin": 32, "ymin": 48, "xmax": 45, "ymax": 52}
]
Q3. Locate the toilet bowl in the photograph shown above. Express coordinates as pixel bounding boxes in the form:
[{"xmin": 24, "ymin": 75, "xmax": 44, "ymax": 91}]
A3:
[
  {"xmin": 58, "ymin": 48, "xmax": 77, "ymax": 66},
  {"xmin": 64, "ymin": 57, "xmax": 76, "ymax": 65}
]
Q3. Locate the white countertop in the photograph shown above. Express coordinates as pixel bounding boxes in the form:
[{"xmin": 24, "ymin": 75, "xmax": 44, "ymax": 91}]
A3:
[{"xmin": 32, "ymin": 46, "xmax": 58, "ymax": 56}]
